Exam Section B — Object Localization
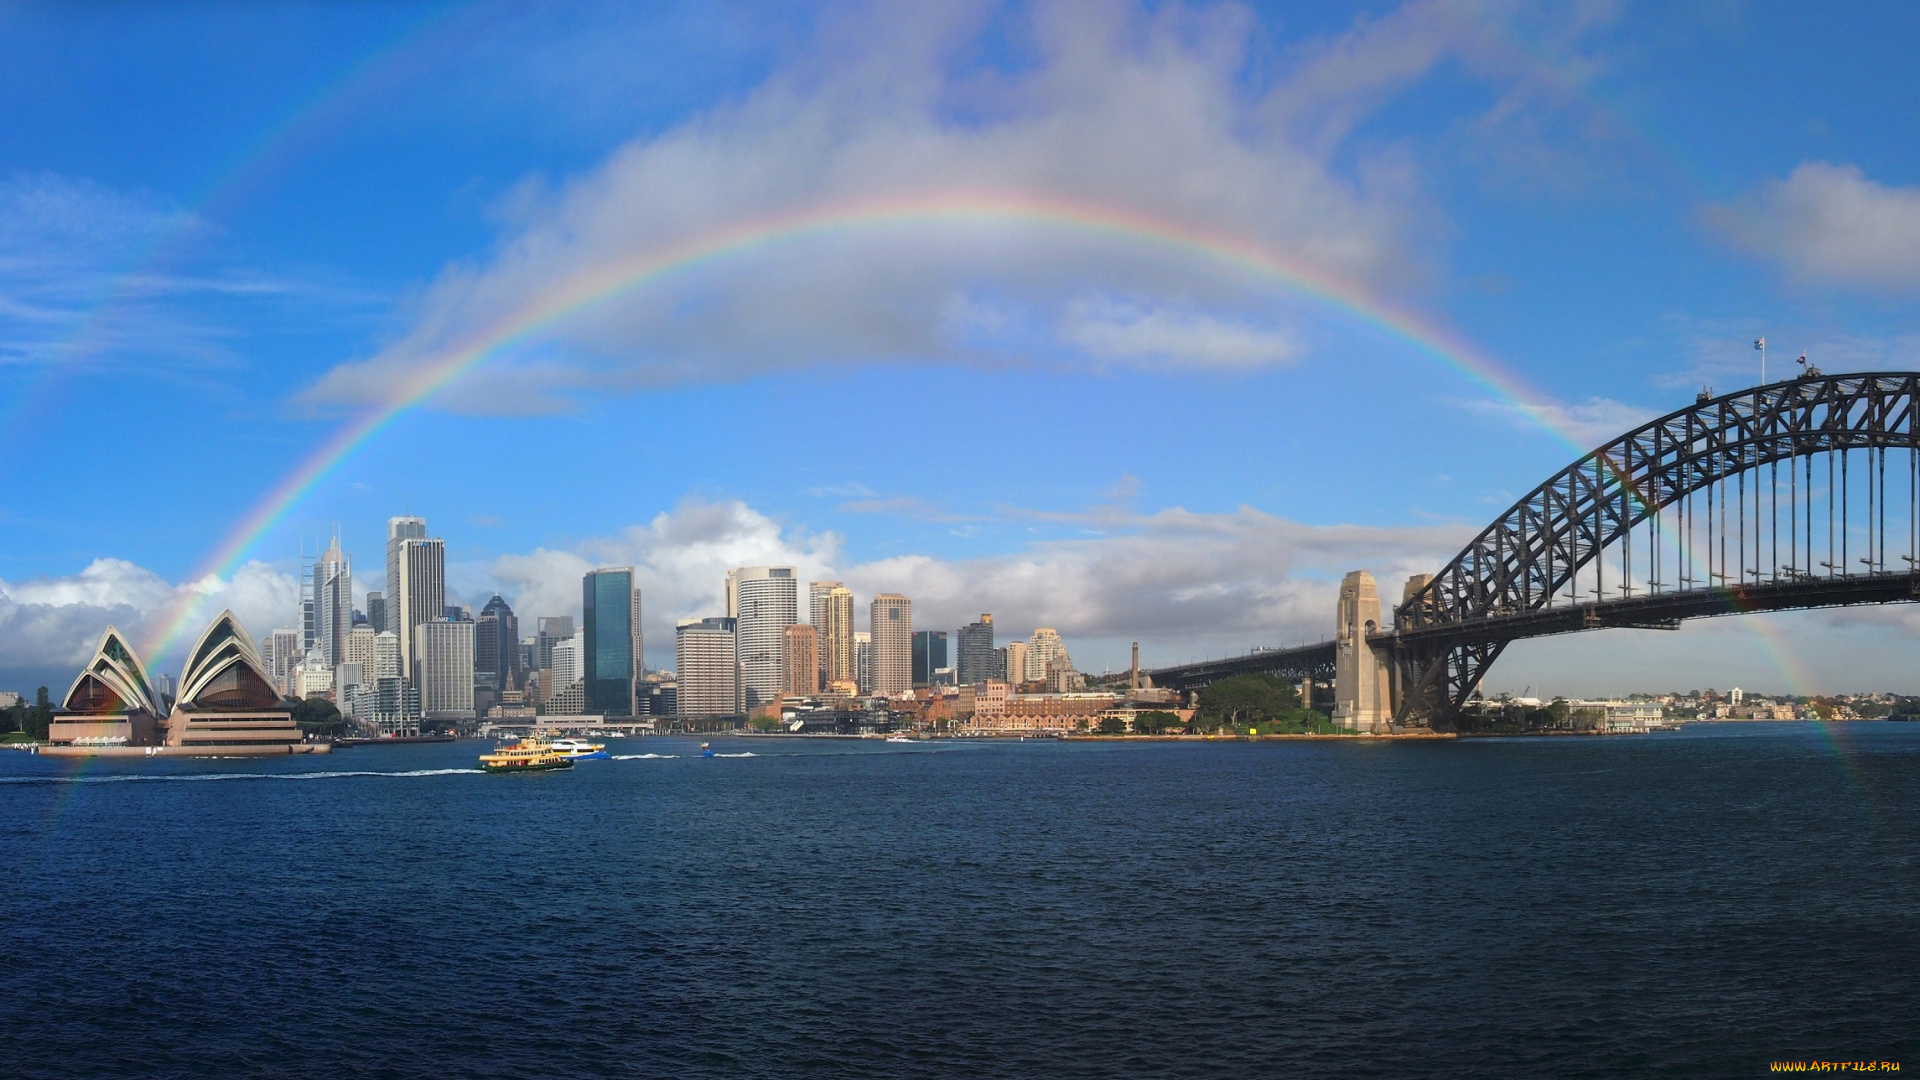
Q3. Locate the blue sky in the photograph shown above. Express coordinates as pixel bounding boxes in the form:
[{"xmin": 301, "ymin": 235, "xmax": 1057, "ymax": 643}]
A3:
[{"xmin": 6, "ymin": 0, "xmax": 1920, "ymax": 695}]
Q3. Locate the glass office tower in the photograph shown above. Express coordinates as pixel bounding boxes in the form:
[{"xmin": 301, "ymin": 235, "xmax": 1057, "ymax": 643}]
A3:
[
  {"xmin": 911, "ymin": 630, "xmax": 948, "ymax": 688},
  {"xmin": 583, "ymin": 567, "xmax": 641, "ymax": 716}
]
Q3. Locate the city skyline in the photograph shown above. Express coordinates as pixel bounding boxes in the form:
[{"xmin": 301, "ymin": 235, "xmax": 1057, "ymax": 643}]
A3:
[{"xmin": 8, "ymin": 3, "xmax": 1920, "ymax": 699}]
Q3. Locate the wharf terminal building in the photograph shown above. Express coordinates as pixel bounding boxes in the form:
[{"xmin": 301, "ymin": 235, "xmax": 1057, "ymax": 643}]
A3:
[{"xmin": 47, "ymin": 611, "xmax": 327, "ymax": 757}]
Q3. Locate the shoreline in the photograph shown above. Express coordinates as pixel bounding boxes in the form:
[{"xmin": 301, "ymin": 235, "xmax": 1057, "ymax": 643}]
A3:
[{"xmin": 36, "ymin": 743, "xmax": 333, "ymax": 758}]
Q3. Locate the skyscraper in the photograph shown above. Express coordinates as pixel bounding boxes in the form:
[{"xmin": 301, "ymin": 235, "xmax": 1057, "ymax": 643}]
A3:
[
  {"xmin": 676, "ymin": 616, "xmax": 738, "ymax": 716},
  {"xmin": 548, "ymin": 632, "xmax": 583, "ymax": 696},
  {"xmin": 854, "ymin": 631, "xmax": 872, "ymax": 694},
  {"xmin": 1003, "ymin": 640, "xmax": 1029, "ymax": 687},
  {"xmin": 364, "ymin": 591, "xmax": 385, "ymax": 637},
  {"xmin": 475, "ymin": 594, "xmax": 519, "ymax": 692},
  {"xmin": 373, "ymin": 630, "xmax": 402, "ymax": 680},
  {"xmin": 414, "ymin": 619, "xmax": 474, "ymax": 717},
  {"xmin": 384, "ymin": 516, "xmax": 427, "ymax": 633},
  {"xmin": 536, "ymin": 616, "xmax": 574, "ymax": 671},
  {"xmin": 956, "ymin": 614, "xmax": 995, "ymax": 684},
  {"xmin": 822, "ymin": 585, "xmax": 855, "ymax": 687},
  {"xmin": 809, "ymin": 580, "xmax": 840, "ymax": 680},
  {"xmin": 870, "ymin": 594, "xmax": 911, "ymax": 696},
  {"xmin": 783, "ymin": 623, "xmax": 819, "ymax": 696},
  {"xmin": 395, "ymin": 536, "xmax": 444, "ymax": 683},
  {"xmin": 1029, "ymin": 628, "xmax": 1071, "ymax": 681},
  {"xmin": 315, "ymin": 533, "xmax": 352, "ymax": 668},
  {"xmin": 266, "ymin": 628, "xmax": 302, "ymax": 695},
  {"xmin": 731, "ymin": 566, "xmax": 797, "ymax": 710},
  {"xmin": 583, "ymin": 567, "xmax": 642, "ymax": 716},
  {"xmin": 343, "ymin": 624, "xmax": 377, "ymax": 686},
  {"xmin": 911, "ymin": 630, "xmax": 948, "ymax": 688}
]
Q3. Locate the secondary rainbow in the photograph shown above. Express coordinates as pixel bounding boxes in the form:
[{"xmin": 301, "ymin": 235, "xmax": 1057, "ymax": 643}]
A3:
[{"xmin": 134, "ymin": 191, "xmax": 1794, "ymax": 691}]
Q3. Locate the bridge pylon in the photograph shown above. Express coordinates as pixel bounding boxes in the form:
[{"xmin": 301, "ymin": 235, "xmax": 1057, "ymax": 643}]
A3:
[{"xmin": 1332, "ymin": 571, "xmax": 1392, "ymax": 732}]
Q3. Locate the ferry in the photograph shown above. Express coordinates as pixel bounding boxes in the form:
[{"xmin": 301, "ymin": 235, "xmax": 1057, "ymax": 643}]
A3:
[
  {"xmin": 477, "ymin": 738, "xmax": 574, "ymax": 773},
  {"xmin": 549, "ymin": 738, "xmax": 610, "ymax": 761}
]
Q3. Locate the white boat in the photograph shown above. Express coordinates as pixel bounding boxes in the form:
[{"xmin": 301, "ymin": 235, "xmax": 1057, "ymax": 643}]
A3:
[
  {"xmin": 885, "ymin": 736, "xmax": 914, "ymax": 744},
  {"xmin": 547, "ymin": 738, "xmax": 610, "ymax": 760}
]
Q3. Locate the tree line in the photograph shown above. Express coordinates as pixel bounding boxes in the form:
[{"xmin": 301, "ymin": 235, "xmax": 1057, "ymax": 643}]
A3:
[{"xmin": 1097, "ymin": 674, "xmax": 1343, "ymax": 735}]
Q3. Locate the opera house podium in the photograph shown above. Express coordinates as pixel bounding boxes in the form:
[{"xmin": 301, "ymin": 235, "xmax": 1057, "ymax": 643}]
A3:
[{"xmin": 47, "ymin": 612, "xmax": 328, "ymax": 757}]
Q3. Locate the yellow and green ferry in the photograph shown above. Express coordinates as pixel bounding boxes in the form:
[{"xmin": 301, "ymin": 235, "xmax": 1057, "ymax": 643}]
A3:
[{"xmin": 477, "ymin": 737, "xmax": 574, "ymax": 773}]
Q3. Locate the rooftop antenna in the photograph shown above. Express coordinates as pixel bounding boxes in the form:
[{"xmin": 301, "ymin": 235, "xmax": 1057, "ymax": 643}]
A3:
[{"xmin": 1754, "ymin": 337, "xmax": 1766, "ymax": 385}]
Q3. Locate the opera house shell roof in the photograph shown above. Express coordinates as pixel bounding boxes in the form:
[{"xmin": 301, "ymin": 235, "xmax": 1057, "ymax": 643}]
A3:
[
  {"xmin": 176, "ymin": 610, "xmax": 282, "ymax": 713},
  {"xmin": 60, "ymin": 627, "xmax": 165, "ymax": 720},
  {"xmin": 50, "ymin": 611, "xmax": 326, "ymax": 755}
]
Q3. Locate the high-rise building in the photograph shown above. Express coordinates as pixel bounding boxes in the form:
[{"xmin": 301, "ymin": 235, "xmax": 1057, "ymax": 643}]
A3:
[
  {"xmin": 956, "ymin": 615, "xmax": 995, "ymax": 684},
  {"xmin": 731, "ymin": 566, "xmax": 797, "ymax": 710},
  {"xmin": 675, "ymin": 617, "xmax": 737, "ymax": 716},
  {"xmin": 1003, "ymin": 640, "xmax": 1029, "ymax": 687},
  {"xmin": 869, "ymin": 595, "xmax": 911, "ymax": 695},
  {"xmin": 911, "ymin": 630, "xmax": 948, "ymax": 688},
  {"xmin": 821, "ymin": 585, "xmax": 855, "ymax": 687},
  {"xmin": 352, "ymin": 676, "xmax": 420, "ymax": 737},
  {"xmin": 583, "ymin": 568, "xmax": 643, "ymax": 716},
  {"xmin": 536, "ymin": 616, "xmax": 574, "ymax": 671},
  {"xmin": 414, "ymin": 619, "xmax": 474, "ymax": 717},
  {"xmin": 384, "ymin": 516, "xmax": 427, "ymax": 633},
  {"xmin": 1029, "ymin": 628, "xmax": 1071, "ymax": 682},
  {"xmin": 315, "ymin": 533, "xmax": 353, "ymax": 668},
  {"xmin": 373, "ymin": 630, "xmax": 403, "ymax": 680},
  {"xmin": 395, "ymin": 536, "xmax": 445, "ymax": 683},
  {"xmin": 548, "ymin": 633, "xmax": 583, "ymax": 696},
  {"xmin": 783, "ymin": 623, "xmax": 819, "ymax": 696},
  {"xmin": 344, "ymin": 624, "xmax": 377, "ymax": 679},
  {"xmin": 475, "ymin": 594, "xmax": 519, "ymax": 692},
  {"xmin": 854, "ymin": 631, "xmax": 872, "ymax": 694},
  {"xmin": 443, "ymin": 604, "xmax": 472, "ymax": 622},
  {"xmin": 364, "ymin": 591, "xmax": 386, "ymax": 637},
  {"xmin": 808, "ymin": 580, "xmax": 839, "ymax": 681},
  {"xmin": 265, "ymin": 628, "xmax": 302, "ymax": 695}
]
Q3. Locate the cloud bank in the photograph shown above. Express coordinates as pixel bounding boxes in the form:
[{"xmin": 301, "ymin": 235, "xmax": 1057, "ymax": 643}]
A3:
[
  {"xmin": 0, "ymin": 558, "xmax": 297, "ymax": 689},
  {"xmin": 304, "ymin": 0, "xmax": 1628, "ymax": 412}
]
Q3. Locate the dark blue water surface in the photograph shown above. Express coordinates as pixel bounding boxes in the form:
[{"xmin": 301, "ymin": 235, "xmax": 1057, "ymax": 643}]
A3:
[{"xmin": 2, "ymin": 724, "xmax": 1916, "ymax": 1079}]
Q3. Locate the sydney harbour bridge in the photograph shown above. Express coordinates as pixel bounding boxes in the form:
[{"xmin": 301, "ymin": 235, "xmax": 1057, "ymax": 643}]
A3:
[{"xmin": 1124, "ymin": 371, "xmax": 1920, "ymax": 729}]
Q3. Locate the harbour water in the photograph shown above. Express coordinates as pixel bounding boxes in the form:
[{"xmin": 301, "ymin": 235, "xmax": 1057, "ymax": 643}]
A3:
[{"xmin": 2, "ymin": 723, "xmax": 1915, "ymax": 1078}]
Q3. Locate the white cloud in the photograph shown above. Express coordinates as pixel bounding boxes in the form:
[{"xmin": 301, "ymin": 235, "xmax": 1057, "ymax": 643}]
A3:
[
  {"xmin": 302, "ymin": 0, "xmax": 1457, "ymax": 411},
  {"xmin": 1708, "ymin": 161, "xmax": 1920, "ymax": 288},
  {"xmin": 1062, "ymin": 296, "xmax": 1299, "ymax": 369},
  {"xmin": 0, "ymin": 558, "xmax": 297, "ymax": 684}
]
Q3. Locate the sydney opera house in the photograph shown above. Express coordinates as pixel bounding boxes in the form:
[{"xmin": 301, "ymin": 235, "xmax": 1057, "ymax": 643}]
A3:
[{"xmin": 47, "ymin": 610, "xmax": 327, "ymax": 756}]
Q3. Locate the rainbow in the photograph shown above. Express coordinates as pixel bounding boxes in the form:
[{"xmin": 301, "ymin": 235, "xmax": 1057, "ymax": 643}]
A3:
[{"xmin": 133, "ymin": 190, "xmax": 1813, "ymax": 702}]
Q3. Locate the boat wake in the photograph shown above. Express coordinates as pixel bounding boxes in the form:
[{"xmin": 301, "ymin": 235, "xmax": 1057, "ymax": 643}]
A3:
[
  {"xmin": 611, "ymin": 753, "xmax": 676, "ymax": 760},
  {"xmin": 0, "ymin": 768, "xmax": 481, "ymax": 785},
  {"xmin": 711, "ymin": 752, "xmax": 757, "ymax": 758}
]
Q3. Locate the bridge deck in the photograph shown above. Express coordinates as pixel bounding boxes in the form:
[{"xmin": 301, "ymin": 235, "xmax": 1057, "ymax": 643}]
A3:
[
  {"xmin": 1384, "ymin": 571, "xmax": 1920, "ymax": 649},
  {"xmin": 1115, "ymin": 642, "xmax": 1336, "ymax": 692}
]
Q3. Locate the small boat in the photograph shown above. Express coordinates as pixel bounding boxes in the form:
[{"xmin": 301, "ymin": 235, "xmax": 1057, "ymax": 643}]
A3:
[
  {"xmin": 477, "ymin": 738, "xmax": 574, "ymax": 773},
  {"xmin": 700, "ymin": 742, "xmax": 715, "ymax": 758},
  {"xmin": 885, "ymin": 736, "xmax": 913, "ymax": 744},
  {"xmin": 548, "ymin": 738, "xmax": 610, "ymax": 760}
]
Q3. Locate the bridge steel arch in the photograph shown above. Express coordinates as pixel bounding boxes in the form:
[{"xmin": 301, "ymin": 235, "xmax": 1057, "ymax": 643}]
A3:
[{"xmin": 1392, "ymin": 372, "xmax": 1920, "ymax": 726}]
